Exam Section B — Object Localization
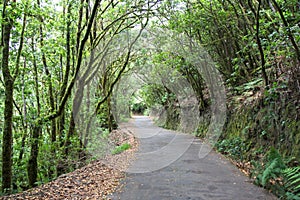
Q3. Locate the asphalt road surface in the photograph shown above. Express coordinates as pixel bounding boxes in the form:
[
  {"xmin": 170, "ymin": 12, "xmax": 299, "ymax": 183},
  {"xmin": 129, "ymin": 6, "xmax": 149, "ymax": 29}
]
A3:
[{"xmin": 110, "ymin": 116, "xmax": 277, "ymax": 200}]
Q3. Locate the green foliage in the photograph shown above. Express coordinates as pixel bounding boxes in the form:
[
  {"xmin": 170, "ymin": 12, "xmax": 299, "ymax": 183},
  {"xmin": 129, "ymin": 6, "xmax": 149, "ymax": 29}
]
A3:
[
  {"xmin": 215, "ymin": 137, "xmax": 247, "ymax": 161},
  {"xmin": 131, "ymin": 102, "xmax": 147, "ymax": 115},
  {"xmin": 282, "ymin": 167, "xmax": 300, "ymax": 200},
  {"xmin": 254, "ymin": 158, "xmax": 300, "ymax": 199},
  {"xmin": 111, "ymin": 143, "xmax": 131, "ymax": 155},
  {"xmin": 140, "ymin": 84, "xmax": 169, "ymax": 107},
  {"xmin": 254, "ymin": 147, "xmax": 286, "ymax": 196},
  {"xmin": 12, "ymin": 156, "xmax": 28, "ymax": 192},
  {"xmin": 234, "ymin": 78, "xmax": 263, "ymax": 94},
  {"xmin": 96, "ymin": 102, "xmax": 118, "ymax": 130},
  {"xmin": 264, "ymin": 82, "xmax": 285, "ymax": 102},
  {"xmin": 194, "ymin": 119, "xmax": 209, "ymax": 138}
]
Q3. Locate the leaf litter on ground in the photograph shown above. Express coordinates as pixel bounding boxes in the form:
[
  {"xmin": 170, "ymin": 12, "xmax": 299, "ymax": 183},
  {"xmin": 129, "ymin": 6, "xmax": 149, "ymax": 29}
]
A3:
[{"xmin": 1, "ymin": 129, "xmax": 138, "ymax": 200}]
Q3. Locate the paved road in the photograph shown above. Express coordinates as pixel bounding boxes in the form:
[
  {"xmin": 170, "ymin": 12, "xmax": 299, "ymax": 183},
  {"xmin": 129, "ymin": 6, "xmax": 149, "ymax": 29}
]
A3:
[{"xmin": 111, "ymin": 116, "xmax": 276, "ymax": 200}]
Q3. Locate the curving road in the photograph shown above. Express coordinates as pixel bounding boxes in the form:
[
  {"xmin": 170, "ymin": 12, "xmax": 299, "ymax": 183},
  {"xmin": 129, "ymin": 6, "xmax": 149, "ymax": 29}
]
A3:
[{"xmin": 110, "ymin": 116, "xmax": 277, "ymax": 200}]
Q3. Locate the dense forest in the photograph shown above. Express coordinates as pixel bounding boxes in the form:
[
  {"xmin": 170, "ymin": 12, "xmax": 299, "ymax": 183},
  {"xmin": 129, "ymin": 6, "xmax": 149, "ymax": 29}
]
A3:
[{"xmin": 0, "ymin": 0, "xmax": 299, "ymax": 198}]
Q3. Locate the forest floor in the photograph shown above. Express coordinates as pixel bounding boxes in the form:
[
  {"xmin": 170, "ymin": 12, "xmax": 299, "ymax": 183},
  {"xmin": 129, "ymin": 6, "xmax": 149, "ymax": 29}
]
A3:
[{"xmin": 1, "ymin": 130, "xmax": 138, "ymax": 200}]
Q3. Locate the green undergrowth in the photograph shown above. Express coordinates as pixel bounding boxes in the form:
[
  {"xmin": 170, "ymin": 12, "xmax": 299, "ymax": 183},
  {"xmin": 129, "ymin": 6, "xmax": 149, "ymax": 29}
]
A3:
[
  {"xmin": 252, "ymin": 147, "xmax": 300, "ymax": 199},
  {"xmin": 203, "ymin": 85, "xmax": 299, "ymax": 198},
  {"xmin": 111, "ymin": 143, "xmax": 131, "ymax": 155}
]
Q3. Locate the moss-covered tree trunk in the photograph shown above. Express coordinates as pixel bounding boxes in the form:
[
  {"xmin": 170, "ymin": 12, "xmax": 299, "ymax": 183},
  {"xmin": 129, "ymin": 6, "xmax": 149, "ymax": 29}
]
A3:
[
  {"xmin": 2, "ymin": 81, "xmax": 14, "ymax": 194},
  {"xmin": 27, "ymin": 126, "xmax": 41, "ymax": 188},
  {"xmin": 1, "ymin": 0, "xmax": 14, "ymax": 193}
]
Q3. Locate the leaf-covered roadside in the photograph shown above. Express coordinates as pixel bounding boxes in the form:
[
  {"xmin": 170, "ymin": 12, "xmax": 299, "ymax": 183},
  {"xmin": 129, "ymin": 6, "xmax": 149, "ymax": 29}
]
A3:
[{"xmin": 0, "ymin": 129, "xmax": 138, "ymax": 200}]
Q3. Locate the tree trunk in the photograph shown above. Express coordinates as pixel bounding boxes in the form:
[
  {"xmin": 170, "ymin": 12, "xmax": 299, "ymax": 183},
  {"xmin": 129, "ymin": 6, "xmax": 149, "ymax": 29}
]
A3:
[
  {"xmin": 27, "ymin": 126, "xmax": 41, "ymax": 188},
  {"xmin": 19, "ymin": 59, "xmax": 28, "ymax": 162},
  {"xmin": 249, "ymin": 0, "xmax": 269, "ymax": 86},
  {"xmin": 2, "ymin": 82, "xmax": 14, "ymax": 194},
  {"xmin": 256, "ymin": 0, "xmax": 269, "ymax": 86},
  {"xmin": 27, "ymin": 0, "xmax": 56, "ymax": 182},
  {"xmin": 1, "ymin": 0, "xmax": 14, "ymax": 193},
  {"xmin": 271, "ymin": 0, "xmax": 300, "ymax": 63}
]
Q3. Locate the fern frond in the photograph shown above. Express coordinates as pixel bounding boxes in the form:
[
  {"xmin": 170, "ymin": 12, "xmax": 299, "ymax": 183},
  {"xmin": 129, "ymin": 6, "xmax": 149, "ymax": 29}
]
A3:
[
  {"xmin": 284, "ymin": 167, "xmax": 300, "ymax": 178},
  {"xmin": 283, "ymin": 167, "xmax": 300, "ymax": 199},
  {"xmin": 262, "ymin": 158, "xmax": 282, "ymax": 186}
]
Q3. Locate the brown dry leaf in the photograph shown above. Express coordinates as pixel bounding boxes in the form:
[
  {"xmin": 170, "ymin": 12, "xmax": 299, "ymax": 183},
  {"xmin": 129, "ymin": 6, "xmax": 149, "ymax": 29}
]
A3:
[{"xmin": 1, "ymin": 129, "xmax": 138, "ymax": 200}]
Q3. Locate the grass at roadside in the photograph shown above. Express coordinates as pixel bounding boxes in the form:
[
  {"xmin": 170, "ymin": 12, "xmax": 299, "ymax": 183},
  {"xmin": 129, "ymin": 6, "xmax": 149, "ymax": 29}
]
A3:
[{"xmin": 112, "ymin": 143, "xmax": 131, "ymax": 155}]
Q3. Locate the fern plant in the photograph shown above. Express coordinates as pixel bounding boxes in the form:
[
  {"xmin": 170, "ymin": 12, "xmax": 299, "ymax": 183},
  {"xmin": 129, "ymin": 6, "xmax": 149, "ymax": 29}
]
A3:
[
  {"xmin": 261, "ymin": 157, "xmax": 285, "ymax": 186},
  {"xmin": 282, "ymin": 167, "xmax": 300, "ymax": 200},
  {"xmin": 255, "ymin": 147, "xmax": 286, "ymax": 196},
  {"xmin": 261, "ymin": 147, "xmax": 286, "ymax": 186}
]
